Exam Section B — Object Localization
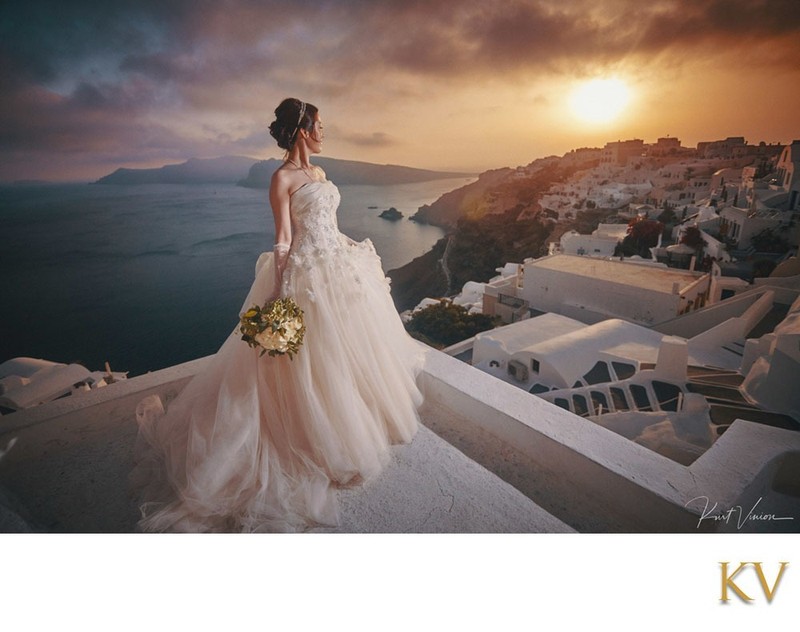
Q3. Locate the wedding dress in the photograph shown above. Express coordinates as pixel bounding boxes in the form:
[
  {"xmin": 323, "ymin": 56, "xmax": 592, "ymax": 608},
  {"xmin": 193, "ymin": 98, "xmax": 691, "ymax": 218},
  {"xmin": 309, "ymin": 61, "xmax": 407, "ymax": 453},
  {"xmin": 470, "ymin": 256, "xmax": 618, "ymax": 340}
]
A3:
[{"xmin": 129, "ymin": 179, "xmax": 426, "ymax": 532}]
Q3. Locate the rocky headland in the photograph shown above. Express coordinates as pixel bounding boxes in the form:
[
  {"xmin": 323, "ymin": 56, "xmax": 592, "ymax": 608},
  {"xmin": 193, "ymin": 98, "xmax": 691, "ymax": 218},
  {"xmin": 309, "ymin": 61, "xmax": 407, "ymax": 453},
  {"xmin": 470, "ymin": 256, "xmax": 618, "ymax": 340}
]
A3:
[{"xmin": 389, "ymin": 158, "xmax": 594, "ymax": 311}]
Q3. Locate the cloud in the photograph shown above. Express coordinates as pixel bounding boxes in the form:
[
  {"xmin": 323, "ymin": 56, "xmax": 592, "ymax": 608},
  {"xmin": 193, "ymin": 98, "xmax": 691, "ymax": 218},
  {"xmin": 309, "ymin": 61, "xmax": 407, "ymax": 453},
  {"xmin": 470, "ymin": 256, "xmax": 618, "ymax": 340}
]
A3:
[
  {"xmin": 338, "ymin": 131, "xmax": 397, "ymax": 148},
  {"xmin": 360, "ymin": 0, "xmax": 800, "ymax": 76},
  {"xmin": 1, "ymin": 0, "xmax": 799, "ymax": 179}
]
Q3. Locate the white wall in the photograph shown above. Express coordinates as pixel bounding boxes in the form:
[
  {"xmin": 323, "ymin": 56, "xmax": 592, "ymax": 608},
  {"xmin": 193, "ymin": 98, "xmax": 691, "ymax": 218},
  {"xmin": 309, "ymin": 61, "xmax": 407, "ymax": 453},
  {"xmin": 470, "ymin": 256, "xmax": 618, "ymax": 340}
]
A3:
[
  {"xmin": 559, "ymin": 231, "xmax": 620, "ymax": 257},
  {"xmin": 520, "ymin": 264, "xmax": 691, "ymax": 326}
]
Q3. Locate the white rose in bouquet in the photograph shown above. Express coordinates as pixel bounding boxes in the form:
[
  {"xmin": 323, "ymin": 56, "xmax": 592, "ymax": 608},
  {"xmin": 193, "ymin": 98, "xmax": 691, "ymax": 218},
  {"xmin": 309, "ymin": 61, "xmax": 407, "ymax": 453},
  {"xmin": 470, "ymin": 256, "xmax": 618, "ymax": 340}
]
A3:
[{"xmin": 239, "ymin": 297, "xmax": 306, "ymax": 360}]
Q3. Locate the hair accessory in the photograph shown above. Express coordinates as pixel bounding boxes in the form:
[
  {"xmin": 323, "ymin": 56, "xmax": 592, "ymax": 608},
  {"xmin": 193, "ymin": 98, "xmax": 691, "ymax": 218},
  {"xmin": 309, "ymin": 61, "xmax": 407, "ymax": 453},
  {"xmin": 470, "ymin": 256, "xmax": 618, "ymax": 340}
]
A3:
[{"xmin": 290, "ymin": 101, "xmax": 306, "ymax": 145}]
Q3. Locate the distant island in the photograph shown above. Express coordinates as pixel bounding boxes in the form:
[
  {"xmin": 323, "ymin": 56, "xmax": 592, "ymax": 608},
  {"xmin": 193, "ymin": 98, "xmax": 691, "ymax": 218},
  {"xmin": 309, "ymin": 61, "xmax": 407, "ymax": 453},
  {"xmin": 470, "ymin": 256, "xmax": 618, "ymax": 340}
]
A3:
[
  {"xmin": 238, "ymin": 157, "xmax": 471, "ymax": 188},
  {"xmin": 96, "ymin": 155, "xmax": 471, "ymax": 187},
  {"xmin": 95, "ymin": 156, "xmax": 259, "ymax": 185},
  {"xmin": 379, "ymin": 207, "xmax": 403, "ymax": 220}
]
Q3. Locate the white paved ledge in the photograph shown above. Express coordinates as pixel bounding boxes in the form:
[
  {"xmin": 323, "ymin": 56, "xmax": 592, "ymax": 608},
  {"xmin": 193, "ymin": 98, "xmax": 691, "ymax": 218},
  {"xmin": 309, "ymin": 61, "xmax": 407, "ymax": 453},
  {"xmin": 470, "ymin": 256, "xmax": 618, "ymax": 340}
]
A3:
[
  {"xmin": 0, "ymin": 349, "xmax": 572, "ymax": 533},
  {"xmin": 2, "ymin": 342, "xmax": 798, "ymax": 533}
]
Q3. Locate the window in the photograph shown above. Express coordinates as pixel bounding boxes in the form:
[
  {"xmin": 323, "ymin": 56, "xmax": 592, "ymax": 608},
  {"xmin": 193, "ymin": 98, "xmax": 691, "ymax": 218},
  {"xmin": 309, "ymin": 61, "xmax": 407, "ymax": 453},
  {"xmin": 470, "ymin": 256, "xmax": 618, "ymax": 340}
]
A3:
[
  {"xmin": 554, "ymin": 398, "xmax": 570, "ymax": 411},
  {"xmin": 583, "ymin": 361, "xmax": 612, "ymax": 385},
  {"xmin": 590, "ymin": 391, "xmax": 609, "ymax": 415},
  {"xmin": 528, "ymin": 383, "xmax": 550, "ymax": 395},
  {"xmin": 610, "ymin": 387, "xmax": 629, "ymax": 411},
  {"xmin": 531, "ymin": 358, "xmax": 540, "ymax": 373},
  {"xmin": 612, "ymin": 362, "xmax": 636, "ymax": 380},
  {"xmin": 653, "ymin": 380, "xmax": 682, "ymax": 412},
  {"xmin": 572, "ymin": 394, "xmax": 589, "ymax": 417},
  {"xmin": 630, "ymin": 384, "xmax": 652, "ymax": 411},
  {"xmin": 508, "ymin": 360, "xmax": 528, "ymax": 382}
]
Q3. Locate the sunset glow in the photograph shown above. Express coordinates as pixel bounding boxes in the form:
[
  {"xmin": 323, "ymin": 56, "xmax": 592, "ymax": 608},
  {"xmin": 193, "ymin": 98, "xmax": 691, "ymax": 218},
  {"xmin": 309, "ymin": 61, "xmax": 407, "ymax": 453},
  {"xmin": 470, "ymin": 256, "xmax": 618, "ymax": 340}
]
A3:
[{"xmin": 569, "ymin": 78, "xmax": 631, "ymax": 125}]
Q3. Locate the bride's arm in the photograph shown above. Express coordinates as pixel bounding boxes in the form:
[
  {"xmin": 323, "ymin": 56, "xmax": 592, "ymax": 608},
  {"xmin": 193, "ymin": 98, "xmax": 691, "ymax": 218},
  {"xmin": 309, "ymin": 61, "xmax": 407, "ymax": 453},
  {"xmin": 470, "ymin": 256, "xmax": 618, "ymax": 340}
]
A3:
[{"xmin": 269, "ymin": 169, "xmax": 293, "ymax": 300}]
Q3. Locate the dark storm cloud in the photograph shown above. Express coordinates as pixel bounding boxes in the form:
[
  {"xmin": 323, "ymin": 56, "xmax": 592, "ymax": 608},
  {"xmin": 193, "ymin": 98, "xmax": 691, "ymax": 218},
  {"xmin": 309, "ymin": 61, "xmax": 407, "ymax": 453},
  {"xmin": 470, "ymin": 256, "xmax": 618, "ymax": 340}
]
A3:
[
  {"xmin": 0, "ymin": 79, "xmax": 173, "ymax": 153},
  {"xmin": 1, "ymin": 0, "xmax": 799, "ymax": 178},
  {"xmin": 638, "ymin": 0, "xmax": 800, "ymax": 49},
  {"xmin": 360, "ymin": 0, "xmax": 800, "ymax": 76},
  {"xmin": 0, "ymin": 0, "xmax": 168, "ymax": 84},
  {"xmin": 4, "ymin": 0, "xmax": 799, "ymax": 89}
]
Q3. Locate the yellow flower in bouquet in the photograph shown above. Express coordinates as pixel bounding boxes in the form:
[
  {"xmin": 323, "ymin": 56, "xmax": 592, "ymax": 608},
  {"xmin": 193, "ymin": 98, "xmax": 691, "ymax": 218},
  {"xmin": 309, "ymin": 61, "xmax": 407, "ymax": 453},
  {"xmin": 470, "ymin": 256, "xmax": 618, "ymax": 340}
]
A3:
[{"xmin": 239, "ymin": 297, "xmax": 306, "ymax": 359}]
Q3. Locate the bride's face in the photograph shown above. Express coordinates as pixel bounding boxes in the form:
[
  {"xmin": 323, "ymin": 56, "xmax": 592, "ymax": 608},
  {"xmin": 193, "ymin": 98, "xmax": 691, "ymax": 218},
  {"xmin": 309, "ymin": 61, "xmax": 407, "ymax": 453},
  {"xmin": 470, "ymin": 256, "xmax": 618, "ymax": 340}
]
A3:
[{"xmin": 304, "ymin": 113, "xmax": 324, "ymax": 154}]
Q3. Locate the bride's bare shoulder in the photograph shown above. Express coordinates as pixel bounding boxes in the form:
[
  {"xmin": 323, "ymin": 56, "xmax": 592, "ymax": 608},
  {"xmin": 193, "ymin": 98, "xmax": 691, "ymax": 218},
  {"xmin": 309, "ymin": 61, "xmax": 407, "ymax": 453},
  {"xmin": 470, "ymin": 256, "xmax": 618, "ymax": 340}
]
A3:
[
  {"xmin": 272, "ymin": 163, "xmax": 291, "ymax": 182},
  {"xmin": 271, "ymin": 163, "xmax": 300, "ymax": 190}
]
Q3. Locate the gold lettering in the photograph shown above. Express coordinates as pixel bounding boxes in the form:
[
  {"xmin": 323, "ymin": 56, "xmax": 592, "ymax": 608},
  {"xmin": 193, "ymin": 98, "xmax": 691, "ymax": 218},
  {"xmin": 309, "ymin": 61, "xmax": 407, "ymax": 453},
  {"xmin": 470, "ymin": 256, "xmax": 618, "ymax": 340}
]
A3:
[
  {"xmin": 752, "ymin": 562, "xmax": 789, "ymax": 603},
  {"xmin": 720, "ymin": 562, "xmax": 752, "ymax": 602}
]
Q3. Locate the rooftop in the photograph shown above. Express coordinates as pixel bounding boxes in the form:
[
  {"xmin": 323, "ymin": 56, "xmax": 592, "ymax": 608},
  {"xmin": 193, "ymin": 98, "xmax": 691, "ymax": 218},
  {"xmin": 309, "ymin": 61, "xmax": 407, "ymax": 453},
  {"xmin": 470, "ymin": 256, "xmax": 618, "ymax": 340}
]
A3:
[
  {"xmin": 476, "ymin": 314, "xmax": 745, "ymax": 381},
  {"xmin": 527, "ymin": 254, "xmax": 707, "ymax": 295},
  {"xmin": 475, "ymin": 312, "xmax": 586, "ymax": 353}
]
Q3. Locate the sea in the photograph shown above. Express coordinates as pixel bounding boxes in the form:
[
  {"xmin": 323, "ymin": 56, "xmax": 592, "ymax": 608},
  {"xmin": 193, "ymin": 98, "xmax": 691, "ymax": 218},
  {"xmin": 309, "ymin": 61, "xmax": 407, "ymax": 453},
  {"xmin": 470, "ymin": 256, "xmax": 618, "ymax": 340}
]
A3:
[{"xmin": 0, "ymin": 177, "xmax": 471, "ymax": 377}]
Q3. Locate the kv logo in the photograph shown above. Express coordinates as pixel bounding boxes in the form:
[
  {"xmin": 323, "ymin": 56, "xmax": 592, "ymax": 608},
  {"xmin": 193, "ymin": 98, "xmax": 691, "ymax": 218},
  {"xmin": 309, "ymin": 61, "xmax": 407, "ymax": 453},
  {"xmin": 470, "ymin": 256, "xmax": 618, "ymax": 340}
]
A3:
[{"xmin": 720, "ymin": 562, "xmax": 789, "ymax": 603}]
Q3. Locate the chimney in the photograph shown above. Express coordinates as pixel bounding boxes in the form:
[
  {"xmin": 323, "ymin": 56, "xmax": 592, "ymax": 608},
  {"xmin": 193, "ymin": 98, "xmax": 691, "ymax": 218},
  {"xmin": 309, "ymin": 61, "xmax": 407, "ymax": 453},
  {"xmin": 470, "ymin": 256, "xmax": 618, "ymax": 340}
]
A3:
[{"xmin": 654, "ymin": 336, "xmax": 688, "ymax": 381}]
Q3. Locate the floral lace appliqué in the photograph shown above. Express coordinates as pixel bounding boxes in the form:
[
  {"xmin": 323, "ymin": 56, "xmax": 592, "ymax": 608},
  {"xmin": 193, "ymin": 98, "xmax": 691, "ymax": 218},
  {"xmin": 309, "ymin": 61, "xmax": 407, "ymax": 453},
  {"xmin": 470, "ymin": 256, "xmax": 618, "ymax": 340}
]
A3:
[{"xmin": 281, "ymin": 181, "xmax": 380, "ymax": 301}]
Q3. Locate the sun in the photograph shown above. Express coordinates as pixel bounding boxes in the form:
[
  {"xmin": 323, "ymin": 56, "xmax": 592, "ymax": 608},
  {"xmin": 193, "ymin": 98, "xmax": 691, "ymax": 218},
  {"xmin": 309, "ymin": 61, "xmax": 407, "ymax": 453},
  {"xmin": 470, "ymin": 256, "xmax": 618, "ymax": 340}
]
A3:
[{"xmin": 569, "ymin": 78, "xmax": 631, "ymax": 124}]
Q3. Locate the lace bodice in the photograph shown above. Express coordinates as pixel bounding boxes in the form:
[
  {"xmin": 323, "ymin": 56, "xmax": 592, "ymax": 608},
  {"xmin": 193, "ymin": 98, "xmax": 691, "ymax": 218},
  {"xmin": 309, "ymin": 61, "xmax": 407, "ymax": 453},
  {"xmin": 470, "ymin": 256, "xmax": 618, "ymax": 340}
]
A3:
[
  {"xmin": 281, "ymin": 179, "xmax": 381, "ymax": 299},
  {"xmin": 289, "ymin": 180, "xmax": 344, "ymax": 256}
]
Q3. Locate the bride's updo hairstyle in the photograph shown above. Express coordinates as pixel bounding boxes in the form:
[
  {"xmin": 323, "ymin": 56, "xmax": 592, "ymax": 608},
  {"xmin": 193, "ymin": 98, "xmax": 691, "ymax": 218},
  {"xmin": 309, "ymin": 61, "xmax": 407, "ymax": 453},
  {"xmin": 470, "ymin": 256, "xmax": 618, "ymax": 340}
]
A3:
[{"xmin": 269, "ymin": 98, "xmax": 318, "ymax": 150}]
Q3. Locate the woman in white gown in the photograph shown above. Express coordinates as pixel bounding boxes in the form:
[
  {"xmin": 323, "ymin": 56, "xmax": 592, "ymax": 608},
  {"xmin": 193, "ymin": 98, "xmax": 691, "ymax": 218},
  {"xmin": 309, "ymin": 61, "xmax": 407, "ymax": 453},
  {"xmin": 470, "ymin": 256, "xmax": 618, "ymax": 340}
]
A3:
[{"xmin": 129, "ymin": 98, "xmax": 426, "ymax": 532}]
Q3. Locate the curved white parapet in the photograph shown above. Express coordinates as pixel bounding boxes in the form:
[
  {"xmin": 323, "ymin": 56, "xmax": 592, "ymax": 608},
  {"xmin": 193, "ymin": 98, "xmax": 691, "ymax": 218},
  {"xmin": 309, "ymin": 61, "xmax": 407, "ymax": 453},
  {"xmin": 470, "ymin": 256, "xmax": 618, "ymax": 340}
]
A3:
[
  {"xmin": 0, "ymin": 363, "xmax": 92, "ymax": 411},
  {"xmin": 419, "ymin": 347, "xmax": 800, "ymax": 532},
  {"xmin": 0, "ymin": 357, "xmax": 129, "ymax": 414},
  {"xmin": 0, "ymin": 357, "xmax": 60, "ymax": 380}
]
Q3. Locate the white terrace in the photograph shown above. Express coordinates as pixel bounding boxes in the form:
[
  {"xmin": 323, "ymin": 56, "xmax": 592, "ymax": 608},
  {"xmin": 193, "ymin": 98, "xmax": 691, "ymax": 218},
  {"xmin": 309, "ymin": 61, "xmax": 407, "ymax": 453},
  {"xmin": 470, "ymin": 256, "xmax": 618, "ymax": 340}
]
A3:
[{"xmin": 1, "ymin": 341, "xmax": 798, "ymax": 533}]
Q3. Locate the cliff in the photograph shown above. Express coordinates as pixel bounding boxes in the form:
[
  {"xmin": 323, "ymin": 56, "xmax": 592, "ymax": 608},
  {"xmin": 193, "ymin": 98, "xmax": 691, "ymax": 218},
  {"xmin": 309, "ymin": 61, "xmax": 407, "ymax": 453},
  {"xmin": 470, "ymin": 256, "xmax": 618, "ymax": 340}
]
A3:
[
  {"xmin": 391, "ymin": 159, "xmax": 584, "ymax": 308},
  {"xmin": 388, "ymin": 238, "xmax": 450, "ymax": 311},
  {"xmin": 410, "ymin": 168, "xmax": 514, "ymax": 230},
  {"xmin": 238, "ymin": 157, "xmax": 470, "ymax": 188}
]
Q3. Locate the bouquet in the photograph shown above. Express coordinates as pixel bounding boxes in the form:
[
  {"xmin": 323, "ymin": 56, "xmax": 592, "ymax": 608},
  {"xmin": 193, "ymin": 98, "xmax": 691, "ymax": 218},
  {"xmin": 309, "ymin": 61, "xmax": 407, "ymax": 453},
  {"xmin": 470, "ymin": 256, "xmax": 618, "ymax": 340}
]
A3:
[{"xmin": 239, "ymin": 297, "xmax": 306, "ymax": 359}]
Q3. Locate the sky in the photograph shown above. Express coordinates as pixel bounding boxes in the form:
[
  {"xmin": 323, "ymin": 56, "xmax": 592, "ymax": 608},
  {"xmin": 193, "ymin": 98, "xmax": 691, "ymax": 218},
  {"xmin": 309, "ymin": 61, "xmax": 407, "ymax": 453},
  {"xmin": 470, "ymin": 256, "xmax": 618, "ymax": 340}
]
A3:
[{"xmin": 1, "ymin": 0, "xmax": 799, "ymax": 182}]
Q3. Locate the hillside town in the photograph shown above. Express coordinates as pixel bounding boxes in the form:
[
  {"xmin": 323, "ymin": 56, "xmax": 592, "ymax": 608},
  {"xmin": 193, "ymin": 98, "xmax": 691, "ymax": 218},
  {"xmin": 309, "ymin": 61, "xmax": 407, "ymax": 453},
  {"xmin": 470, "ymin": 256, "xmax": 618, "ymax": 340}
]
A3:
[{"xmin": 406, "ymin": 136, "xmax": 800, "ymax": 469}]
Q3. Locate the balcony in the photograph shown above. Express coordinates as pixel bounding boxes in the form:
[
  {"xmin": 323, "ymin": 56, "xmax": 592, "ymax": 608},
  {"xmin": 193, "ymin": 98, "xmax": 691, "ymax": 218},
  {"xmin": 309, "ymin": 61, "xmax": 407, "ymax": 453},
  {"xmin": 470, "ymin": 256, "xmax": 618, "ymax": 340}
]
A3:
[{"xmin": 2, "ymin": 345, "xmax": 799, "ymax": 533}]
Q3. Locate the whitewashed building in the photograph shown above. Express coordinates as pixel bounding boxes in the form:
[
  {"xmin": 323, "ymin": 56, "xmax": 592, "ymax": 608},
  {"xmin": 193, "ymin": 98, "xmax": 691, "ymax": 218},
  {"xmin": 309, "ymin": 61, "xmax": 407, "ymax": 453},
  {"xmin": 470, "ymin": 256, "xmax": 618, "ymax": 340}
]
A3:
[
  {"xmin": 550, "ymin": 224, "xmax": 629, "ymax": 258},
  {"xmin": 519, "ymin": 254, "xmax": 712, "ymax": 326},
  {"xmin": 775, "ymin": 141, "xmax": 800, "ymax": 210},
  {"xmin": 742, "ymin": 293, "xmax": 800, "ymax": 420}
]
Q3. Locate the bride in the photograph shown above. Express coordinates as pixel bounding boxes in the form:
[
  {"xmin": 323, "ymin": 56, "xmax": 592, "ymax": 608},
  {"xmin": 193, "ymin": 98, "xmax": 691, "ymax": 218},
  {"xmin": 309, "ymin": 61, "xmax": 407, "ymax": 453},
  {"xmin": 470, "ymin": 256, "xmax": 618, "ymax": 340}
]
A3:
[{"xmin": 129, "ymin": 98, "xmax": 426, "ymax": 532}]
